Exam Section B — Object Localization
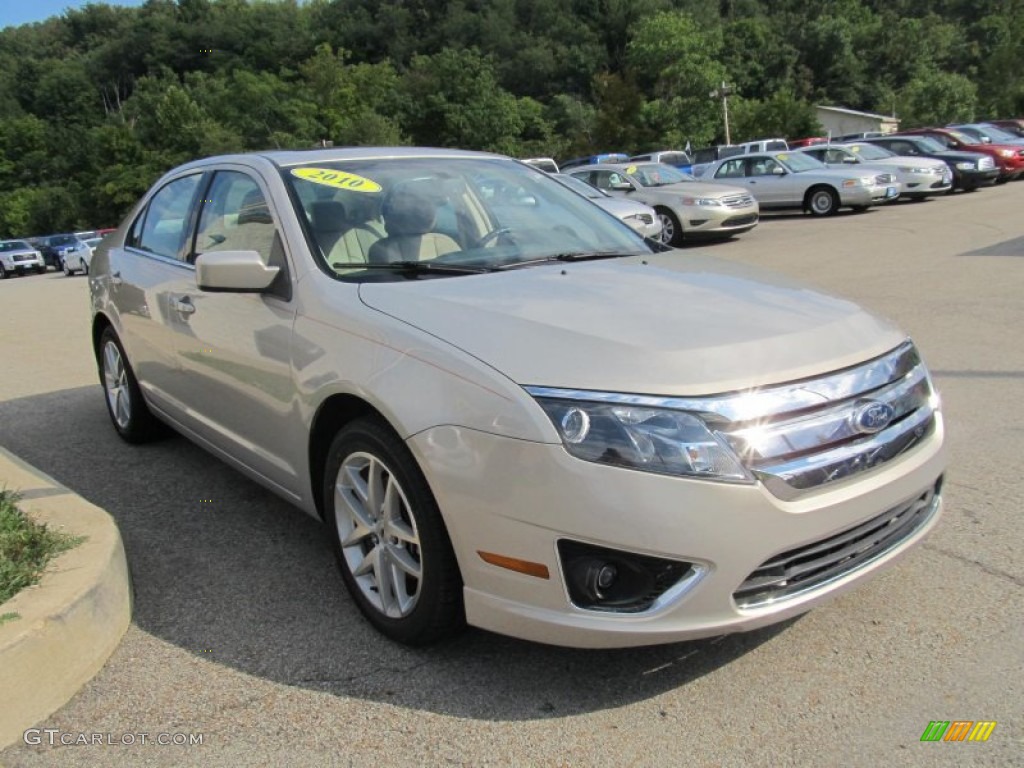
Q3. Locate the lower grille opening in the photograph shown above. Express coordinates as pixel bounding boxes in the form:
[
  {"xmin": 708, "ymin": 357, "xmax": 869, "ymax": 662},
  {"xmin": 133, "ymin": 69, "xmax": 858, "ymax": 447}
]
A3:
[{"xmin": 734, "ymin": 477, "xmax": 942, "ymax": 609}]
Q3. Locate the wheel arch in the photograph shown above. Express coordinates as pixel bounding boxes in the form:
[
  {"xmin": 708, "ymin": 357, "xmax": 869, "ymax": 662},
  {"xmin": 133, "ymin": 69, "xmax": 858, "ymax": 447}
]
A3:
[
  {"xmin": 803, "ymin": 184, "xmax": 839, "ymax": 212},
  {"xmin": 91, "ymin": 313, "xmax": 114, "ymax": 365},
  {"xmin": 308, "ymin": 393, "xmax": 389, "ymax": 520}
]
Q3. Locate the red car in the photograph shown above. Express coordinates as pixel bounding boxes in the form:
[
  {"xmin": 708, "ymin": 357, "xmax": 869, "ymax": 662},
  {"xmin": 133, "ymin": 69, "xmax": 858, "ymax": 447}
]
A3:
[
  {"xmin": 900, "ymin": 127, "xmax": 1024, "ymax": 181},
  {"xmin": 787, "ymin": 136, "xmax": 828, "ymax": 148}
]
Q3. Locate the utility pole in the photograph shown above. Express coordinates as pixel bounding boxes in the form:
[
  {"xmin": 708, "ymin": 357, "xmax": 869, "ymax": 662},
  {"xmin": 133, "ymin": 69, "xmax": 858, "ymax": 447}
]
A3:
[{"xmin": 709, "ymin": 81, "xmax": 734, "ymax": 145}]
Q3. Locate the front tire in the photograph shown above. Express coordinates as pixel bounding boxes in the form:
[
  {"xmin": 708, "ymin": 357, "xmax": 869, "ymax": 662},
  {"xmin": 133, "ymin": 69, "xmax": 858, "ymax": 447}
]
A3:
[
  {"xmin": 0, "ymin": 264, "xmax": 6, "ymax": 280},
  {"xmin": 656, "ymin": 208, "xmax": 684, "ymax": 246},
  {"xmin": 98, "ymin": 327, "xmax": 165, "ymax": 443},
  {"xmin": 806, "ymin": 186, "xmax": 840, "ymax": 216},
  {"xmin": 323, "ymin": 418, "xmax": 464, "ymax": 645},
  {"xmin": 62, "ymin": 259, "xmax": 72, "ymax": 276}
]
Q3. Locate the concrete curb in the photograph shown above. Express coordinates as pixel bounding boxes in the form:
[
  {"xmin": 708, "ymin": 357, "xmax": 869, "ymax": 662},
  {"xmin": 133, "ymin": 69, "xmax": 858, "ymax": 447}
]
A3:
[{"xmin": 0, "ymin": 447, "xmax": 132, "ymax": 750}]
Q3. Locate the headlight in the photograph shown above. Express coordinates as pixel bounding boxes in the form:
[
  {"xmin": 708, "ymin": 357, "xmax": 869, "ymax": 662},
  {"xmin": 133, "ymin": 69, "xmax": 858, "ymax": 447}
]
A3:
[
  {"xmin": 998, "ymin": 149, "xmax": 1015, "ymax": 158},
  {"xmin": 680, "ymin": 197, "xmax": 723, "ymax": 207},
  {"xmin": 624, "ymin": 213, "xmax": 653, "ymax": 225},
  {"xmin": 533, "ymin": 397, "xmax": 752, "ymax": 483},
  {"xmin": 955, "ymin": 161, "xmax": 974, "ymax": 170}
]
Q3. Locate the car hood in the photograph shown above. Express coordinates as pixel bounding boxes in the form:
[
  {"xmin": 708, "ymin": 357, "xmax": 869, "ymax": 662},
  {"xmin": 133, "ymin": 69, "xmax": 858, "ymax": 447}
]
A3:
[
  {"xmin": 358, "ymin": 253, "xmax": 905, "ymax": 395},
  {"xmin": 593, "ymin": 197, "xmax": 656, "ymax": 218},
  {"xmin": 866, "ymin": 156, "xmax": 948, "ymax": 170},
  {"xmin": 645, "ymin": 180, "xmax": 750, "ymax": 198}
]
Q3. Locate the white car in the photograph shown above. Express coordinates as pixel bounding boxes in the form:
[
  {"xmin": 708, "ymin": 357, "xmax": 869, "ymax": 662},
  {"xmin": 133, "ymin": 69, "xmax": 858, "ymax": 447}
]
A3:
[
  {"xmin": 799, "ymin": 143, "xmax": 952, "ymax": 199},
  {"xmin": 60, "ymin": 237, "xmax": 93, "ymax": 276},
  {"xmin": 90, "ymin": 147, "xmax": 945, "ymax": 648},
  {"xmin": 701, "ymin": 151, "xmax": 900, "ymax": 215},
  {"xmin": 552, "ymin": 173, "xmax": 662, "ymax": 239}
]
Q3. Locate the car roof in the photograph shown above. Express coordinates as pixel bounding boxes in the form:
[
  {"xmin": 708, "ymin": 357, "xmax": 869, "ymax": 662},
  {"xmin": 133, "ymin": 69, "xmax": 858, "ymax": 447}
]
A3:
[{"xmin": 169, "ymin": 146, "xmax": 508, "ymax": 174}]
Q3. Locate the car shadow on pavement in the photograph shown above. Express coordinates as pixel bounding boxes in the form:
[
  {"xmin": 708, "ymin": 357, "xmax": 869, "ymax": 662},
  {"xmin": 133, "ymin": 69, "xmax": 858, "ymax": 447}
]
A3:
[{"xmin": 0, "ymin": 386, "xmax": 797, "ymax": 721}]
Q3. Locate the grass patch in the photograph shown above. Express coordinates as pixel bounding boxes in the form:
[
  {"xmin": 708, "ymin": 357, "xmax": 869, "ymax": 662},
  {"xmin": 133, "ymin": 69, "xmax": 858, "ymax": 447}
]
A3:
[
  {"xmin": 0, "ymin": 489, "xmax": 82, "ymax": 605},
  {"xmin": 0, "ymin": 611, "xmax": 20, "ymax": 626}
]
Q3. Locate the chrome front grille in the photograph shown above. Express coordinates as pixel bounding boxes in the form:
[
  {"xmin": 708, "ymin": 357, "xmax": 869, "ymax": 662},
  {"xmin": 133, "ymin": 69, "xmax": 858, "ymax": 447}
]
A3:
[
  {"xmin": 714, "ymin": 342, "xmax": 937, "ymax": 499},
  {"xmin": 720, "ymin": 194, "xmax": 756, "ymax": 209},
  {"xmin": 979, "ymin": 157, "xmax": 995, "ymax": 170},
  {"xmin": 733, "ymin": 479, "xmax": 941, "ymax": 608}
]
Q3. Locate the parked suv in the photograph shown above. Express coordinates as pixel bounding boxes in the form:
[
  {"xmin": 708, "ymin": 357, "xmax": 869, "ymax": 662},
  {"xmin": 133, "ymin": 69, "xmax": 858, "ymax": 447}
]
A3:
[
  {"xmin": 855, "ymin": 135, "xmax": 999, "ymax": 192},
  {"xmin": 0, "ymin": 239, "xmax": 46, "ymax": 278},
  {"xmin": 899, "ymin": 127, "xmax": 1024, "ymax": 181},
  {"xmin": 90, "ymin": 147, "xmax": 945, "ymax": 648}
]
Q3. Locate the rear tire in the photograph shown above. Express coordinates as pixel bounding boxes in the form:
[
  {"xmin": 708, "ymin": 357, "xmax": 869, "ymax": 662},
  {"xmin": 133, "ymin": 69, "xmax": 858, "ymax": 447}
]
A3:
[
  {"xmin": 62, "ymin": 259, "xmax": 72, "ymax": 276},
  {"xmin": 98, "ymin": 327, "xmax": 166, "ymax": 443},
  {"xmin": 0, "ymin": 264, "xmax": 6, "ymax": 280},
  {"xmin": 323, "ymin": 417, "xmax": 464, "ymax": 645}
]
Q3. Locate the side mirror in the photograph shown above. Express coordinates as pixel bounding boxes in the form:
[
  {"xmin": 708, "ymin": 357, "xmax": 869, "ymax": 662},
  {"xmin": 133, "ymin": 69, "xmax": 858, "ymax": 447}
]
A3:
[
  {"xmin": 195, "ymin": 250, "xmax": 280, "ymax": 293},
  {"xmin": 610, "ymin": 181, "xmax": 634, "ymax": 191},
  {"xmin": 771, "ymin": 166, "xmax": 786, "ymax": 175},
  {"xmin": 842, "ymin": 157, "xmax": 859, "ymax": 164}
]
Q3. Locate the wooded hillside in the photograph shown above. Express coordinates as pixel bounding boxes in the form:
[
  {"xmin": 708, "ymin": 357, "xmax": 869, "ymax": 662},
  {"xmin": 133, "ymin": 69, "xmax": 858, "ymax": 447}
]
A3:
[{"xmin": 1, "ymin": 0, "xmax": 1021, "ymax": 235}]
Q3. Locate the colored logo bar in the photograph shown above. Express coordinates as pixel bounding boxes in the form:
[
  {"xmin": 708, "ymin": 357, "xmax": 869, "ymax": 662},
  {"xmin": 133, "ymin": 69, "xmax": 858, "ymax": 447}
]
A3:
[{"xmin": 920, "ymin": 721, "xmax": 996, "ymax": 742}]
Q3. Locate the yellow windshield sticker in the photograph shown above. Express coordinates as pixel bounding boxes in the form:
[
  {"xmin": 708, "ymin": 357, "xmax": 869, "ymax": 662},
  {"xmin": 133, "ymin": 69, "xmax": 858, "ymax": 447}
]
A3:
[
  {"xmin": 625, "ymin": 165, "xmax": 637, "ymax": 174},
  {"xmin": 850, "ymin": 145, "xmax": 860, "ymax": 152},
  {"xmin": 777, "ymin": 153, "xmax": 789, "ymax": 161},
  {"xmin": 291, "ymin": 168, "xmax": 382, "ymax": 193}
]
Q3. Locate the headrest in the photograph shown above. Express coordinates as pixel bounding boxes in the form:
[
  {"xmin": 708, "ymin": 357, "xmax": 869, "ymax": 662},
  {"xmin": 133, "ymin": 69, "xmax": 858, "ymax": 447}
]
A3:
[
  {"xmin": 310, "ymin": 200, "xmax": 348, "ymax": 234},
  {"xmin": 383, "ymin": 193, "xmax": 435, "ymax": 237},
  {"xmin": 238, "ymin": 190, "xmax": 273, "ymax": 224}
]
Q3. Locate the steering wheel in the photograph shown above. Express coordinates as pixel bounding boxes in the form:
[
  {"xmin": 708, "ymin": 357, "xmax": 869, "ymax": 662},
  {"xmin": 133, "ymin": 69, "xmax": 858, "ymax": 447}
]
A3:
[{"xmin": 473, "ymin": 227, "xmax": 513, "ymax": 248}]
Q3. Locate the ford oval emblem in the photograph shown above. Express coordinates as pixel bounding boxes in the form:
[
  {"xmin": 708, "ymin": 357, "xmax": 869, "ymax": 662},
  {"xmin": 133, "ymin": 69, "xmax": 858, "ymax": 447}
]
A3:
[{"xmin": 851, "ymin": 401, "xmax": 895, "ymax": 434}]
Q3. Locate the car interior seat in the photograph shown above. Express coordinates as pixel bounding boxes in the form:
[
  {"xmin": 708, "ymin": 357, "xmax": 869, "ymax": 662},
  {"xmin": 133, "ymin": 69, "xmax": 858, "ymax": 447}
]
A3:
[
  {"xmin": 310, "ymin": 199, "xmax": 384, "ymax": 267},
  {"xmin": 367, "ymin": 192, "xmax": 461, "ymax": 263}
]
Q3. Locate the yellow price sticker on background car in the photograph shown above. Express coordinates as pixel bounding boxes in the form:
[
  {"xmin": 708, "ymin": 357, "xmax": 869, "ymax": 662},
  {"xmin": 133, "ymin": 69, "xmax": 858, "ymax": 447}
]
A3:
[
  {"xmin": 777, "ymin": 153, "xmax": 789, "ymax": 160},
  {"xmin": 625, "ymin": 165, "xmax": 637, "ymax": 174},
  {"xmin": 291, "ymin": 168, "xmax": 382, "ymax": 193},
  {"xmin": 850, "ymin": 145, "xmax": 861, "ymax": 152}
]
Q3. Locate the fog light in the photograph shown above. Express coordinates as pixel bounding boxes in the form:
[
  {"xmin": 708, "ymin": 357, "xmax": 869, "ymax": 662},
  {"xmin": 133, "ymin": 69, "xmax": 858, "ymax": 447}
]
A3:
[{"xmin": 558, "ymin": 540, "xmax": 694, "ymax": 613}]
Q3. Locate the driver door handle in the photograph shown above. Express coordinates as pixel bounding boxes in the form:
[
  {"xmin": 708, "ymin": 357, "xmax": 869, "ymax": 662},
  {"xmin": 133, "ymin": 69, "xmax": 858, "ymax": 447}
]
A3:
[{"xmin": 173, "ymin": 296, "xmax": 196, "ymax": 316}]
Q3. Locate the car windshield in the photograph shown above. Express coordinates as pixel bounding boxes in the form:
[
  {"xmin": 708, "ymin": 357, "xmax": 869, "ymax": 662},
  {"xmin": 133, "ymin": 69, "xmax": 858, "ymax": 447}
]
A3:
[
  {"xmin": 283, "ymin": 157, "xmax": 649, "ymax": 280},
  {"xmin": 915, "ymin": 136, "xmax": 947, "ymax": 153},
  {"xmin": 551, "ymin": 174, "xmax": 607, "ymax": 199},
  {"xmin": 978, "ymin": 124, "xmax": 1018, "ymax": 141},
  {"xmin": 848, "ymin": 143, "xmax": 894, "ymax": 160},
  {"xmin": 625, "ymin": 163, "xmax": 695, "ymax": 186},
  {"xmin": 775, "ymin": 152, "xmax": 825, "ymax": 172},
  {"xmin": 0, "ymin": 241, "xmax": 31, "ymax": 251},
  {"xmin": 944, "ymin": 129, "xmax": 976, "ymax": 144},
  {"xmin": 50, "ymin": 235, "xmax": 78, "ymax": 245}
]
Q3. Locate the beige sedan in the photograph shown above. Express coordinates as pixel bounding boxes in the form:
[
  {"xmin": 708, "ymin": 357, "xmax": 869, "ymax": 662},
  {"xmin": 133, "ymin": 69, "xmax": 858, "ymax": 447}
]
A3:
[
  {"xmin": 567, "ymin": 162, "xmax": 759, "ymax": 245},
  {"xmin": 89, "ymin": 147, "xmax": 944, "ymax": 648}
]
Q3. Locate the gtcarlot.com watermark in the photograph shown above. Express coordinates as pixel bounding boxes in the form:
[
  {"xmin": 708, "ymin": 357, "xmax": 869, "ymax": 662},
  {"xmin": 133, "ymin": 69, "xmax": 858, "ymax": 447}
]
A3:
[{"xmin": 24, "ymin": 729, "xmax": 203, "ymax": 747}]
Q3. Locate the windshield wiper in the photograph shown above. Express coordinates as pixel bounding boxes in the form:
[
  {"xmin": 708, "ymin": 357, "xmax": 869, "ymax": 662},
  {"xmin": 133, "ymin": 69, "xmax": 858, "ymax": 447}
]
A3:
[
  {"xmin": 331, "ymin": 260, "xmax": 495, "ymax": 276},
  {"xmin": 495, "ymin": 251, "xmax": 638, "ymax": 270}
]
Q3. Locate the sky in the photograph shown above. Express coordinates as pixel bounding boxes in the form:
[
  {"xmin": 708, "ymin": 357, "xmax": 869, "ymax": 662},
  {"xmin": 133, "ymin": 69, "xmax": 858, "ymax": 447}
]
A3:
[{"xmin": 1, "ymin": 0, "xmax": 148, "ymax": 29}]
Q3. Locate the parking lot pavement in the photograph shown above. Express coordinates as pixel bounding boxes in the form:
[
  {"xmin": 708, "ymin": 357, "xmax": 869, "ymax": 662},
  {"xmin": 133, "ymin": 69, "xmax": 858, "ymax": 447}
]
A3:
[{"xmin": 1, "ymin": 187, "xmax": 1022, "ymax": 767}]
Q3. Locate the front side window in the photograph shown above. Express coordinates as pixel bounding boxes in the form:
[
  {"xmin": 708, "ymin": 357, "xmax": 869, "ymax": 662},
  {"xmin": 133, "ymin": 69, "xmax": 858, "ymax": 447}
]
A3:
[
  {"xmin": 195, "ymin": 172, "xmax": 277, "ymax": 265},
  {"xmin": 716, "ymin": 158, "xmax": 746, "ymax": 178},
  {"xmin": 131, "ymin": 174, "xmax": 202, "ymax": 260},
  {"xmin": 629, "ymin": 164, "xmax": 691, "ymax": 186}
]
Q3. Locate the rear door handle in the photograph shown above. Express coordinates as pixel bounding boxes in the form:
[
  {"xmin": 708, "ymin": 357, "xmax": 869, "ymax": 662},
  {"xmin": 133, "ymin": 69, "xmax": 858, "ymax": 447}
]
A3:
[{"xmin": 173, "ymin": 296, "xmax": 196, "ymax": 316}]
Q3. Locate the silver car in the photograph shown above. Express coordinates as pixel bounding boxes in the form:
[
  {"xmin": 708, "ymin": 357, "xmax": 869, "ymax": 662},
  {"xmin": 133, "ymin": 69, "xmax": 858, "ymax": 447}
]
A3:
[
  {"xmin": 701, "ymin": 151, "xmax": 900, "ymax": 215},
  {"xmin": 0, "ymin": 239, "xmax": 46, "ymax": 278},
  {"xmin": 90, "ymin": 147, "xmax": 945, "ymax": 648},
  {"xmin": 798, "ymin": 144, "xmax": 951, "ymax": 199},
  {"xmin": 567, "ymin": 162, "xmax": 759, "ymax": 245},
  {"xmin": 552, "ymin": 173, "xmax": 662, "ymax": 239}
]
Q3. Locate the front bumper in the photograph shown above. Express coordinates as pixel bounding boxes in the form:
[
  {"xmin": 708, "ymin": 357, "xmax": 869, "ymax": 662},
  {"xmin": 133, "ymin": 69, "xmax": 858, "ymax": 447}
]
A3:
[
  {"xmin": 1, "ymin": 257, "xmax": 45, "ymax": 273},
  {"xmin": 681, "ymin": 204, "xmax": 759, "ymax": 237},
  {"xmin": 899, "ymin": 170, "xmax": 953, "ymax": 197},
  {"xmin": 409, "ymin": 415, "xmax": 945, "ymax": 648}
]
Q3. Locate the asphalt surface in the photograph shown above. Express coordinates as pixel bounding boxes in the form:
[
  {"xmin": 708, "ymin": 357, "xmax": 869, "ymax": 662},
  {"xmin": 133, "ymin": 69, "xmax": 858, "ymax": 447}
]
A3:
[{"xmin": 1, "ymin": 184, "xmax": 1022, "ymax": 767}]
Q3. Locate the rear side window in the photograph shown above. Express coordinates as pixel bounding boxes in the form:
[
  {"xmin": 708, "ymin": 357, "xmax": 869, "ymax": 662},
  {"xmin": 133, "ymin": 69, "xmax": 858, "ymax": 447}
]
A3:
[{"xmin": 129, "ymin": 175, "xmax": 202, "ymax": 261}]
